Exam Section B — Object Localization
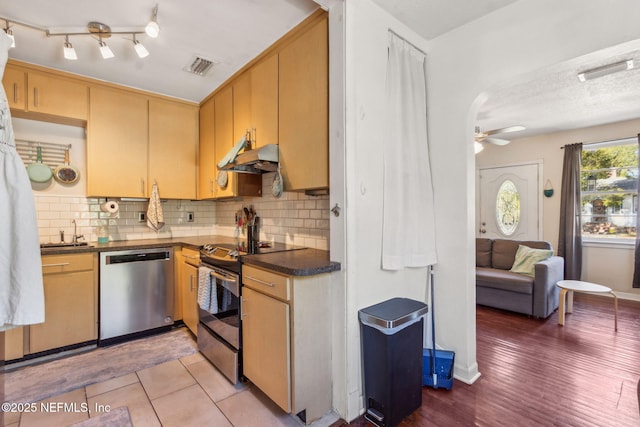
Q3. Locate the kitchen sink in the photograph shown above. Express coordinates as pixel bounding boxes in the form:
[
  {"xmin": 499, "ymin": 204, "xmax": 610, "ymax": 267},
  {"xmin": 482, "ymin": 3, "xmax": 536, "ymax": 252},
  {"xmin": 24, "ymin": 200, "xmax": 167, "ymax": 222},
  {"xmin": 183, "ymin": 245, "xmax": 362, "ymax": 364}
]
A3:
[{"xmin": 40, "ymin": 242, "xmax": 91, "ymax": 248}]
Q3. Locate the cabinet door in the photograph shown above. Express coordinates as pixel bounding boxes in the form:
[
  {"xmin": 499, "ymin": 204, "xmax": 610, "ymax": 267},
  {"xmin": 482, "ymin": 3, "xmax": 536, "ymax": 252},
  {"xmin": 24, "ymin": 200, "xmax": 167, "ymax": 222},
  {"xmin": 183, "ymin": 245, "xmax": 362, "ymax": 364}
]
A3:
[
  {"xmin": 1, "ymin": 327, "xmax": 24, "ymax": 361},
  {"xmin": 2, "ymin": 64, "xmax": 26, "ymax": 110},
  {"xmin": 198, "ymin": 98, "xmax": 216, "ymax": 199},
  {"xmin": 242, "ymin": 287, "xmax": 291, "ymax": 412},
  {"xmin": 181, "ymin": 262, "xmax": 199, "ymax": 336},
  {"xmin": 214, "ymin": 86, "xmax": 238, "ymax": 198},
  {"xmin": 278, "ymin": 16, "xmax": 329, "ymax": 191},
  {"xmin": 251, "ymin": 54, "xmax": 278, "ymax": 148},
  {"xmin": 233, "ymin": 72, "xmax": 252, "ymax": 144},
  {"xmin": 30, "ymin": 269, "xmax": 96, "ymax": 353},
  {"xmin": 149, "ymin": 99, "xmax": 198, "ymax": 199},
  {"xmin": 87, "ymin": 86, "xmax": 149, "ymax": 197},
  {"xmin": 27, "ymin": 71, "xmax": 88, "ymax": 120}
]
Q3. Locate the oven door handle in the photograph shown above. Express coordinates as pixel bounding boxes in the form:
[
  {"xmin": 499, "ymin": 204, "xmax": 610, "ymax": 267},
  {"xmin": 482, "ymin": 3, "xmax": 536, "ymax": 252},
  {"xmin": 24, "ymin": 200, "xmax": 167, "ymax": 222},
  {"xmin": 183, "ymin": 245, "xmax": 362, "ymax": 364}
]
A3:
[{"xmin": 210, "ymin": 270, "xmax": 237, "ymax": 283}]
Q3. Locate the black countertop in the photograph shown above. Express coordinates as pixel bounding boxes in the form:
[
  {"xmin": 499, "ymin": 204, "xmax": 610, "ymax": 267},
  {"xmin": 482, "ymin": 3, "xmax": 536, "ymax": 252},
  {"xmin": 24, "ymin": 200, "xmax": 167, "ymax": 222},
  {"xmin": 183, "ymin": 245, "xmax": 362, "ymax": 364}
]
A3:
[
  {"xmin": 40, "ymin": 235, "xmax": 341, "ymax": 277},
  {"xmin": 241, "ymin": 248, "xmax": 340, "ymax": 276}
]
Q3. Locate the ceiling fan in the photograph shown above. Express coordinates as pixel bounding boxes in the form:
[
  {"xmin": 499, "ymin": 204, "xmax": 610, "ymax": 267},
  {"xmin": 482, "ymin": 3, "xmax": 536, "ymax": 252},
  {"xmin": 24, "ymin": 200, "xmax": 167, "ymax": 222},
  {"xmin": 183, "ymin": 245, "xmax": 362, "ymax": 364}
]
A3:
[{"xmin": 474, "ymin": 125, "xmax": 526, "ymax": 146}]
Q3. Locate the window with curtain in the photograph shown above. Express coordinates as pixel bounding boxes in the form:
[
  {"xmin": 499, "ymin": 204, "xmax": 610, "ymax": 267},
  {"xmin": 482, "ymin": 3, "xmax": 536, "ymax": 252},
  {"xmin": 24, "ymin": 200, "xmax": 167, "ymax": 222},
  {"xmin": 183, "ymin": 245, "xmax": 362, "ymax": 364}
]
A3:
[{"xmin": 580, "ymin": 137, "xmax": 638, "ymax": 242}]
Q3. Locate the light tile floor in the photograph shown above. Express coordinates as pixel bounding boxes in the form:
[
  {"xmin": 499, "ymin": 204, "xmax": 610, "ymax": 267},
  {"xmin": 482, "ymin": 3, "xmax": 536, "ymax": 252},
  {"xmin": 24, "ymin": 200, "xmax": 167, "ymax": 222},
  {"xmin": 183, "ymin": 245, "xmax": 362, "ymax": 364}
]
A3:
[{"xmin": 3, "ymin": 351, "xmax": 338, "ymax": 427}]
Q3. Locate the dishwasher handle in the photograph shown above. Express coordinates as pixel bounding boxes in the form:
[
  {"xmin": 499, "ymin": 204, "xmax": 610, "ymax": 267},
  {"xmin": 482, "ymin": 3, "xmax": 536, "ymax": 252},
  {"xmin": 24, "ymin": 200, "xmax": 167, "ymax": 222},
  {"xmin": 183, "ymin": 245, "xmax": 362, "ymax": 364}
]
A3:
[{"xmin": 106, "ymin": 250, "xmax": 171, "ymax": 265}]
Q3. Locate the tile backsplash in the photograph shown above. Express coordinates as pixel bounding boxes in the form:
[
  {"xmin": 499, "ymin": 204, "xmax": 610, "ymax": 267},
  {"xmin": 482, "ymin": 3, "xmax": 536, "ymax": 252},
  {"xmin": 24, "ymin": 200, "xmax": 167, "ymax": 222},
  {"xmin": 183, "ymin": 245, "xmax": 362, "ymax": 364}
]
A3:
[{"xmin": 34, "ymin": 173, "xmax": 330, "ymax": 250}]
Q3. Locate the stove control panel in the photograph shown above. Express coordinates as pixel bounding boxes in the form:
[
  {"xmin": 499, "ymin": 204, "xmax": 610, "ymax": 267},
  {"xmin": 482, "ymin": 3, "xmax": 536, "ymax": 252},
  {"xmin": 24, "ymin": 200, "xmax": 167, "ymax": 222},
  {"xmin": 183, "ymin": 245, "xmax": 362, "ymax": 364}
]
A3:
[{"xmin": 201, "ymin": 244, "xmax": 245, "ymax": 261}]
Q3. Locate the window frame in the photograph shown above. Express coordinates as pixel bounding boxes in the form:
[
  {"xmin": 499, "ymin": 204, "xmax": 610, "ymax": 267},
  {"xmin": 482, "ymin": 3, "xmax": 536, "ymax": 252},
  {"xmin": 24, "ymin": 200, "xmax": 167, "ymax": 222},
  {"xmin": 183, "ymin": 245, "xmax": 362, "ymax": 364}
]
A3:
[{"xmin": 580, "ymin": 137, "xmax": 638, "ymax": 244}]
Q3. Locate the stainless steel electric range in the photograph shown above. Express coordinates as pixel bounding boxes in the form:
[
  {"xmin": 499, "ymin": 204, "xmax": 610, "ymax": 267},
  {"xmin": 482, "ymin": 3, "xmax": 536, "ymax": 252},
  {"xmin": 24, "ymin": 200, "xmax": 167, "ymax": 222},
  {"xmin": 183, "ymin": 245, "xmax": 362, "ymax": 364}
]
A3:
[{"xmin": 197, "ymin": 242, "xmax": 302, "ymax": 384}]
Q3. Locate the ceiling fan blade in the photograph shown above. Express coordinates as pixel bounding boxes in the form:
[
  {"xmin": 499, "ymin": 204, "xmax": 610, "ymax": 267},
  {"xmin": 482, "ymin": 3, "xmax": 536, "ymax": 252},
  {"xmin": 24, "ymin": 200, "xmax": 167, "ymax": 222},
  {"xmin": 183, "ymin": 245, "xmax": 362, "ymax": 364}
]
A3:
[
  {"xmin": 484, "ymin": 125, "xmax": 526, "ymax": 136},
  {"xmin": 484, "ymin": 137, "xmax": 511, "ymax": 146}
]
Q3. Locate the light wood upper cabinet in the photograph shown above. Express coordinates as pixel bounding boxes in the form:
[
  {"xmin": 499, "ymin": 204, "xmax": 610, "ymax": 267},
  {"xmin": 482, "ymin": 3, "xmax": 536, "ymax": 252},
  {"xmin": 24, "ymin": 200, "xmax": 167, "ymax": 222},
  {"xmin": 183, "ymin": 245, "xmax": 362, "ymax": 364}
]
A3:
[
  {"xmin": 251, "ymin": 54, "xmax": 279, "ymax": 149},
  {"xmin": 3, "ymin": 64, "xmax": 26, "ymax": 110},
  {"xmin": 149, "ymin": 99, "xmax": 198, "ymax": 200},
  {"xmin": 278, "ymin": 15, "xmax": 329, "ymax": 191},
  {"xmin": 87, "ymin": 86, "xmax": 149, "ymax": 197},
  {"xmin": 27, "ymin": 70, "xmax": 88, "ymax": 121},
  {"xmin": 214, "ymin": 86, "xmax": 262, "ymax": 199},
  {"xmin": 30, "ymin": 253, "xmax": 97, "ymax": 354},
  {"xmin": 231, "ymin": 55, "xmax": 278, "ymax": 149},
  {"xmin": 198, "ymin": 98, "xmax": 216, "ymax": 199},
  {"xmin": 214, "ymin": 85, "xmax": 236, "ymax": 199},
  {"xmin": 233, "ymin": 71, "xmax": 252, "ymax": 144}
]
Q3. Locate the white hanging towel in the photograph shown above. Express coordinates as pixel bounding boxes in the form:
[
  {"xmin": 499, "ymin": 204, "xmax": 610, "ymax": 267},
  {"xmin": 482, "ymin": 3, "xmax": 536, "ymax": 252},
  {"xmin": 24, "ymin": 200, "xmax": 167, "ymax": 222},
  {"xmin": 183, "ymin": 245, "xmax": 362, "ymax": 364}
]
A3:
[
  {"xmin": 381, "ymin": 31, "xmax": 437, "ymax": 270},
  {"xmin": 146, "ymin": 181, "xmax": 165, "ymax": 231},
  {"xmin": 0, "ymin": 31, "xmax": 45, "ymax": 330}
]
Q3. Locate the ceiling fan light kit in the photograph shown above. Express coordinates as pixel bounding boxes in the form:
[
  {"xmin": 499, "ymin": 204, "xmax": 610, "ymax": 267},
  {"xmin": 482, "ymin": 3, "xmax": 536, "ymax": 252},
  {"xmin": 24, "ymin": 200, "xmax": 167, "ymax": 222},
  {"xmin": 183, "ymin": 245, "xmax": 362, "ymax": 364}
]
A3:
[
  {"xmin": 0, "ymin": 5, "xmax": 160, "ymax": 60},
  {"xmin": 577, "ymin": 59, "xmax": 634, "ymax": 82}
]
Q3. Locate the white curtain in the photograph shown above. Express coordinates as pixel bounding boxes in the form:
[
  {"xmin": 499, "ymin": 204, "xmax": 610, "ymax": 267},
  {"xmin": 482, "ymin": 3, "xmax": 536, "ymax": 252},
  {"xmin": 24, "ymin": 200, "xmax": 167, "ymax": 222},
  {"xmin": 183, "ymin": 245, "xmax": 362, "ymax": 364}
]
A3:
[{"xmin": 382, "ymin": 31, "xmax": 437, "ymax": 270}]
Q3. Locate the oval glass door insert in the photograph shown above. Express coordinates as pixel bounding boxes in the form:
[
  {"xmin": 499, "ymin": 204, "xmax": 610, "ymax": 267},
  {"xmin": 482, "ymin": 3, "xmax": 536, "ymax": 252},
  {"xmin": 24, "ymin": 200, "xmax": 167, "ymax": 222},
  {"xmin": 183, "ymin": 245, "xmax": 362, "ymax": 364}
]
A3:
[{"xmin": 496, "ymin": 179, "xmax": 520, "ymax": 236}]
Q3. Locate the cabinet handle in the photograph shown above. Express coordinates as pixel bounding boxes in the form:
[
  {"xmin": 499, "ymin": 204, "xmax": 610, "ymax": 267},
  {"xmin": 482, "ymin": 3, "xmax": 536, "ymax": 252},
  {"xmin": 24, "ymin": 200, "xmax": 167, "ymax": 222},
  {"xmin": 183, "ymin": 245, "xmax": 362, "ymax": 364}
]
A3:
[
  {"xmin": 42, "ymin": 262, "xmax": 71, "ymax": 267},
  {"xmin": 12, "ymin": 83, "xmax": 17, "ymax": 103},
  {"xmin": 209, "ymin": 179, "xmax": 214, "ymax": 194},
  {"xmin": 190, "ymin": 275, "xmax": 195, "ymax": 292},
  {"xmin": 183, "ymin": 254, "xmax": 198, "ymax": 259},
  {"xmin": 141, "ymin": 178, "xmax": 145, "ymax": 195},
  {"xmin": 33, "ymin": 87, "xmax": 38, "ymax": 107},
  {"xmin": 244, "ymin": 275, "xmax": 275, "ymax": 287}
]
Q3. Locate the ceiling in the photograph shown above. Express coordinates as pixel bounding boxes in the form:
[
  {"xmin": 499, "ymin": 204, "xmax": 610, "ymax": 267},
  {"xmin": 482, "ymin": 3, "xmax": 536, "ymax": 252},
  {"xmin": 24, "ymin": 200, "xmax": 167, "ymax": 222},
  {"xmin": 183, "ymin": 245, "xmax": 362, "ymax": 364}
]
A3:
[
  {"xmin": 2, "ymin": 0, "xmax": 639, "ymax": 140},
  {"xmin": 0, "ymin": 0, "xmax": 321, "ymax": 102}
]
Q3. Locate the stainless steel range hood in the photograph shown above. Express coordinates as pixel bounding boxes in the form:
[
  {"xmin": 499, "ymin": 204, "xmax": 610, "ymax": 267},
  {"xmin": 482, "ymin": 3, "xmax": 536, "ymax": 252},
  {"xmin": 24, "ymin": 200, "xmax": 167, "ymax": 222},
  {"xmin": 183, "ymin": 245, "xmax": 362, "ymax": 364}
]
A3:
[{"xmin": 219, "ymin": 144, "xmax": 279, "ymax": 174}]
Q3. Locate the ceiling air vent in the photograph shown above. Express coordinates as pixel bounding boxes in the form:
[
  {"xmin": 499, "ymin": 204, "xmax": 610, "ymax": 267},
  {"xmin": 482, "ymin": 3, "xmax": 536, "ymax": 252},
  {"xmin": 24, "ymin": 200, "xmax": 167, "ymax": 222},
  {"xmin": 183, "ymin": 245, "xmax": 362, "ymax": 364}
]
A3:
[{"xmin": 184, "ymin": 56, "xmax": 214, "ymax": 76}]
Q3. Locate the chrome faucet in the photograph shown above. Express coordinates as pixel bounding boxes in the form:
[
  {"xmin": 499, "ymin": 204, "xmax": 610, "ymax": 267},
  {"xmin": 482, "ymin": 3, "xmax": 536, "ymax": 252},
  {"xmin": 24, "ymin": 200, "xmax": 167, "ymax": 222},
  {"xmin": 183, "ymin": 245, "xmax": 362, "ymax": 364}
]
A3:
[{"xmin": 72, "ymin": 219, "xmax": 84, "ymax": 243}]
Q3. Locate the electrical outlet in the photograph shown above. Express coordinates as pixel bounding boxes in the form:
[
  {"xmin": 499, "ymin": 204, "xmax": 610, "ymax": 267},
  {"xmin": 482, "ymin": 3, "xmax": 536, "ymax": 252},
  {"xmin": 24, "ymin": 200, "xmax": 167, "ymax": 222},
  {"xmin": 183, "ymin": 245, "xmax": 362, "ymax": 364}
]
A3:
[
  {"xmin": 138, "ymin": 212, "xmax": 146, "ymax": 222},
  {"xmin": 187, "ymin": 212, "xmax": 195, "ymax": 222}
]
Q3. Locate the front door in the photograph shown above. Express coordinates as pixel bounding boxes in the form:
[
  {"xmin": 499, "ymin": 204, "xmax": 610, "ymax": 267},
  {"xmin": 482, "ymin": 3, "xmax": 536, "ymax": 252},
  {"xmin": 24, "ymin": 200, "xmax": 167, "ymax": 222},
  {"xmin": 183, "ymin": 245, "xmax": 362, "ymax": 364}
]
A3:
[{"xmin": 478, "ymin": 163, "xmax": 541, "ymax": 240}]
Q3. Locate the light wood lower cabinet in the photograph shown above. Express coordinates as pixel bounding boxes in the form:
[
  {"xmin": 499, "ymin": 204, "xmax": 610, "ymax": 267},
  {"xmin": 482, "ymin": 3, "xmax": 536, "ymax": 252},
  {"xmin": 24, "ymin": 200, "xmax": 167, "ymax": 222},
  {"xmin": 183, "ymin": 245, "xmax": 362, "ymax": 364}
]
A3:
[
  {"xmin": 1, "ymin": 327, "xmax": 25, "ymax": 361},
  {"xmin": 241, "ymin": 264, "xmax": 331, "ymax": 424},
  {"xmin": 180, "ymin": 249, "xmax": 200, "ymax": 336},
  {"xmin": 29, "ymin": 253, "xmax": 97, "ymax": 354}
]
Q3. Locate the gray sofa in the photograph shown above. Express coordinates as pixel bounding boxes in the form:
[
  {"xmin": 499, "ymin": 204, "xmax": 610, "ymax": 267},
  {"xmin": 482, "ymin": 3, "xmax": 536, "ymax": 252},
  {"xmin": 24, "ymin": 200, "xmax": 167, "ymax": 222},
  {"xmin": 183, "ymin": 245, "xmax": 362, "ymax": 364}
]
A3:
[{"xmin": 476, "ymin": 238, "xmax": 564, "ymax": 319}]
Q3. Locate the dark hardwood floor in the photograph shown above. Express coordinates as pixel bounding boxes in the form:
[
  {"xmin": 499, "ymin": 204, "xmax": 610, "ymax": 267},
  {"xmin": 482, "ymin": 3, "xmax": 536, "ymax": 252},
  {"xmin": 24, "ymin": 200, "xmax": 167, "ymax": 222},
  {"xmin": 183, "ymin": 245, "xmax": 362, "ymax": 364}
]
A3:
[{"xmin": 341, "ymin": 294, "xmax": 640, "ymax": 426}]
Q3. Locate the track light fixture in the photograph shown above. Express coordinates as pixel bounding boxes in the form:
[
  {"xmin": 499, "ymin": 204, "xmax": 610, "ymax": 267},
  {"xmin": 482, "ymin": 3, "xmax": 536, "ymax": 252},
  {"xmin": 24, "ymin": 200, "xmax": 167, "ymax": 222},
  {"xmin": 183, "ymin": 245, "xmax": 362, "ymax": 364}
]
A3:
[
  {"xmin": 63, "ymin": 35, "xmax": 77, "ymax": 60},
  {"xmin": 0, "ymin": 7, "xmax": 159, "ymax": 60}
]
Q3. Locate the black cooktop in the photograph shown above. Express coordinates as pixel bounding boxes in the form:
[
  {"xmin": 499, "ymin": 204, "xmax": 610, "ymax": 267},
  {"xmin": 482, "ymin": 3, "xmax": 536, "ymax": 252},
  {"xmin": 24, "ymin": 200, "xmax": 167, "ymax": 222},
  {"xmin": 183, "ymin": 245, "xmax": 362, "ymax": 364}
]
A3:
[{"xmin": 200, "ymin": 242, "xmax": 304, "ymax": 274}]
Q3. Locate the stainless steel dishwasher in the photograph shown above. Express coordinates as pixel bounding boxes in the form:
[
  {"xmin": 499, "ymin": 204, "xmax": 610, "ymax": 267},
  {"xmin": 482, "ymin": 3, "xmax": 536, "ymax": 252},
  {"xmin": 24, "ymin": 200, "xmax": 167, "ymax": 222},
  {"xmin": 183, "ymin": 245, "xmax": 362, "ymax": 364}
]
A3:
[{"xmin": 99, "ymin": 247, "xmax": 174, "ymax": 344}]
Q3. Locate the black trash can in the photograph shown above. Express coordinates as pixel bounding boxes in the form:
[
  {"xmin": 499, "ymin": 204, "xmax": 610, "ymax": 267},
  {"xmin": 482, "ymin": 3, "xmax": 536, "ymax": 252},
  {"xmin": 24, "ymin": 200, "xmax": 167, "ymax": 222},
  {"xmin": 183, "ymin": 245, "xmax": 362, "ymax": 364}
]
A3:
[{"xmin": 359, "ymin": 297, "xmax": 428, "ymax": 427}]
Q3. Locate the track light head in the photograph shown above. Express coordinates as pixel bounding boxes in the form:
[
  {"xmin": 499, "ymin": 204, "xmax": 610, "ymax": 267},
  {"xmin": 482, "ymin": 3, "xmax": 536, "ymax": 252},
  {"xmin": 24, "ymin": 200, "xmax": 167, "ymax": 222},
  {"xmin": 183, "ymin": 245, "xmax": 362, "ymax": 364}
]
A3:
[
  {"xmin": 63, "ymin": 35, "xmax": 77, "ymax": 60},
  {"xmin": 145, "ymin": 5, "xmax": 160, "ymax": 38},
  {"xmin": 133, "ymin": 35, "xmax": 149, "ymax": 58},
  {"xmin": 4, "ymin": 21, "xmax": 15, "ymax": 48},
  {"xmin": 98, "ymin": 38, "xmax": 114, "ymax": 59}
]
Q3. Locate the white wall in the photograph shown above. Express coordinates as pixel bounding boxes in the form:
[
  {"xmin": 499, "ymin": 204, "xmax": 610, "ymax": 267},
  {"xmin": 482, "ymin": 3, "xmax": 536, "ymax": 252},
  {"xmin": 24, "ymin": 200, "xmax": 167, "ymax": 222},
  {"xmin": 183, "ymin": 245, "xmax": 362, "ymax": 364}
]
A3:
[
  {"xmin": 338, "ymin": 0, "xmax": 640, "ymax": 421},
  {"xmin": 476, "ymin": 118, "xmax": 640, "ymax": 299}
]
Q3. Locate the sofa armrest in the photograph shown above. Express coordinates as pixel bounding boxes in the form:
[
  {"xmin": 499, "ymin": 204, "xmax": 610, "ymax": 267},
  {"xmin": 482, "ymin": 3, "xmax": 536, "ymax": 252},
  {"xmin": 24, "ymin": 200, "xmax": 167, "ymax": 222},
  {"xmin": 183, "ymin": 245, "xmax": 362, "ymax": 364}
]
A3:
[{"xmin": 532, "ymin": 256, "xmax": 565, "ymax": 318}]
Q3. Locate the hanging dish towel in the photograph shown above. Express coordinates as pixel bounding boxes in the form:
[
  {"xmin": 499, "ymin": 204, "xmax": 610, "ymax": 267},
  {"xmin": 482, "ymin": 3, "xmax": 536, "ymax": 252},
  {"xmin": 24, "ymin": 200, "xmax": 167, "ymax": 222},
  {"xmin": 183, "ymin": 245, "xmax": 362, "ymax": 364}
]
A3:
[
  {"xmin": 146, "ymin": 181, "xmax": 165, "ymax": 232},
  {"xmin": 197, "ymin": 266, "xmax": 216, "ymax": 312}
]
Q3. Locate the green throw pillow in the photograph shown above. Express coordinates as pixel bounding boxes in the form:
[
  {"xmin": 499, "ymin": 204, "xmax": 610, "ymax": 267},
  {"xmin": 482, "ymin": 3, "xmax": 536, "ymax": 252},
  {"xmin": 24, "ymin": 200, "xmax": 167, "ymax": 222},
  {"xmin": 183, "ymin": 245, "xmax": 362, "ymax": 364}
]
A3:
[{"xmin": 510, "ymin": 245, "xmax": 553, "ymax": 277}]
